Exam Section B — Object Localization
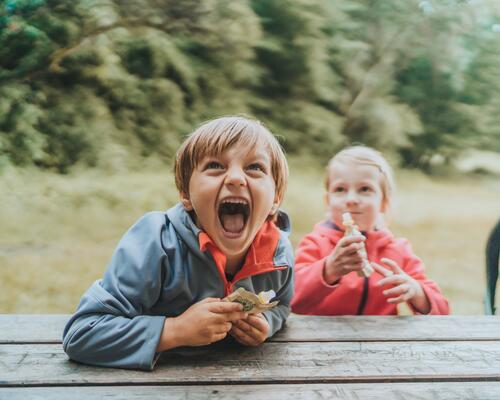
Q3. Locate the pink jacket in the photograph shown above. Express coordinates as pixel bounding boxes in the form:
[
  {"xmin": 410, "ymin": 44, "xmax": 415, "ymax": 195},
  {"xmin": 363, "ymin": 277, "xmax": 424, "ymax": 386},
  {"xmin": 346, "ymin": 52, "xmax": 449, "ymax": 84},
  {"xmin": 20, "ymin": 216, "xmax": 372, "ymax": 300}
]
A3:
[{"xmin": 291, "ymin": 221, "xmax": 450, "ymax": 315}]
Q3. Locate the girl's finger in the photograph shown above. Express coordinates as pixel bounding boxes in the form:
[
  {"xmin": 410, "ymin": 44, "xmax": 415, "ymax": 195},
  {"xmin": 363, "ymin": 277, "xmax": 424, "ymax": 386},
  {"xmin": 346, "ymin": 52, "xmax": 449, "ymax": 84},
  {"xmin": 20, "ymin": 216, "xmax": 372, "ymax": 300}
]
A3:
[
  {"xmin": 381, "ymin": 258, "xmax": 403, "ymax": 274},
  {"xmin": 383, "ymin": 284, "xmax": 409, "ymax": 297},
  {"xmin": 376, "ymin": 274, "xmax": 405, "ymax": 287},
  {"xmin": 338, "ymin": 235, "xmax": 365, "ymax": 248},
  {"xmin": 371, "ymin": 262, "xmax": 393, "ymax": 277},
  {"xmin": 387, "ymin": 294, "xmax": 407, "ymax": 304},
  {"xmin": 341, "ymin": 242, "xmax": 364, "ymax": 256}
]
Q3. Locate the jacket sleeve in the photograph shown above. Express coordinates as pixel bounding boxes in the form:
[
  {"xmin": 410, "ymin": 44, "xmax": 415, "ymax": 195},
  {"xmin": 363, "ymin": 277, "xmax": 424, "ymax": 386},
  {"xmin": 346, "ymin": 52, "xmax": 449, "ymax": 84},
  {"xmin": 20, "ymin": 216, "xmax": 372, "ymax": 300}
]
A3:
[
  {"xmin": 62, "ymin": 213, "xmax": 169, "ymax": 370},
  {"xmin": 399, "ymin": 239, "xmax": 451, "ymax": 315},
  {"xmin": 291, "ymin": 234, "xmax": 344, "ymax": 315},
  {"xmin": 261, "ymin": 231, "xmax": 295, "ymax": 337},
  {"xmin": 262, "ymin": 264, "xmax": 294, "ymax": 337}
]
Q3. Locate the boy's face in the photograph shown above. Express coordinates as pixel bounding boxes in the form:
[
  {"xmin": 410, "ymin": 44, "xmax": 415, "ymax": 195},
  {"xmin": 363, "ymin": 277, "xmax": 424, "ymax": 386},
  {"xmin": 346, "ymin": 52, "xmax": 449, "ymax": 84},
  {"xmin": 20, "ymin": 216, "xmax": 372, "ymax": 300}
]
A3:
[
  {"xmin": 325, "ymin": 161, "xmax": 385, "ymax": 232},
  {"xmin": 181, "ymin": 142, "xmax": 279, "ymax": 266}
]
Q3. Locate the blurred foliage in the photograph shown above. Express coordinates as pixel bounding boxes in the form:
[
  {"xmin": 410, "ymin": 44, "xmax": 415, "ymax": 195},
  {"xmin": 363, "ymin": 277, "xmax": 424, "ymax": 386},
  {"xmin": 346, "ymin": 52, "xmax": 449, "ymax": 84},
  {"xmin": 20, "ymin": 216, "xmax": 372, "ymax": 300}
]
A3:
[{"xmin": 0, "ymin": 0, "xmax": 499, "ymax": 172}]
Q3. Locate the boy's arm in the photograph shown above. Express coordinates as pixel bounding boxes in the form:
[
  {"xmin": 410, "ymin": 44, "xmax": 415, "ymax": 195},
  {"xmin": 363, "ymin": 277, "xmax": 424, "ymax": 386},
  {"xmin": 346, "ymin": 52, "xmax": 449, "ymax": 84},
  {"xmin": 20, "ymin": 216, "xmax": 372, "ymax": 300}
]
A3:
[
  {"xmin": 62, "ymin": 213, "xmax": 169, "ymax": 371},
  {"xmin": 262, "ymin": 259, "xmax": 294, "ymax": 337}
]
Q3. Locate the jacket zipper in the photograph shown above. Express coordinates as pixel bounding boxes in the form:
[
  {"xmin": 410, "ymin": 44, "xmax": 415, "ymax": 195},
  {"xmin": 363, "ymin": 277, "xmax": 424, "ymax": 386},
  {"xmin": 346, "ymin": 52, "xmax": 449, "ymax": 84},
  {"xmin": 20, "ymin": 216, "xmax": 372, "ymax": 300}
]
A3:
[{"xmin": 356, "ymin": 277, "xmax": 369, "ymax": 315}]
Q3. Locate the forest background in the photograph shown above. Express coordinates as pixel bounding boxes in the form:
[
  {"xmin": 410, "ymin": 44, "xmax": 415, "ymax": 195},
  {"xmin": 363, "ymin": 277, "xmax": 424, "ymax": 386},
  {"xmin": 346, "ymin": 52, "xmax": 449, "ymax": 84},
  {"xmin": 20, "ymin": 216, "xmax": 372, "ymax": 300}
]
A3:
[{"xmin": 1, "ymin": 0, "xmax": 499, "ymax": 314}]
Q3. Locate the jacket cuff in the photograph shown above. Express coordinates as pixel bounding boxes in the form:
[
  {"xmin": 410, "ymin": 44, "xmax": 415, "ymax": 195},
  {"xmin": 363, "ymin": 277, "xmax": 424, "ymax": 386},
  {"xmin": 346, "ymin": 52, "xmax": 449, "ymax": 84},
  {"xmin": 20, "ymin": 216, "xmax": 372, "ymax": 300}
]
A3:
[
  {"xmin": 141, "ymin": 315, "xmax": 166, "ymax": 370},
  {"xmin": 407, "ymin": 284, "xmax": 437, "ymax": 315}
]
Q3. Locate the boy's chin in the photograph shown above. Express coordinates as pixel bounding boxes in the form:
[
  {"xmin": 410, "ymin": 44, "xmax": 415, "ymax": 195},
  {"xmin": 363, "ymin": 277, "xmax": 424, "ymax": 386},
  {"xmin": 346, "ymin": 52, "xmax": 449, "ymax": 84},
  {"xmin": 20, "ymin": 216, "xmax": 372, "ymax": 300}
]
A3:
[{"xmin": 215, "ymin": 227, "xmax": 253, "ymax": 254}]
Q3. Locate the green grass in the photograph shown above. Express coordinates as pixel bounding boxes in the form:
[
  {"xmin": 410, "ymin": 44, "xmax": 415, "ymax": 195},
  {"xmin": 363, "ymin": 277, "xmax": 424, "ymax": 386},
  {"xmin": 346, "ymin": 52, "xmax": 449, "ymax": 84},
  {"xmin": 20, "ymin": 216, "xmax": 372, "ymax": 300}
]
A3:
[{"xmin": 1, "ymin": 163, "xmax": 498, "ymax": 314}]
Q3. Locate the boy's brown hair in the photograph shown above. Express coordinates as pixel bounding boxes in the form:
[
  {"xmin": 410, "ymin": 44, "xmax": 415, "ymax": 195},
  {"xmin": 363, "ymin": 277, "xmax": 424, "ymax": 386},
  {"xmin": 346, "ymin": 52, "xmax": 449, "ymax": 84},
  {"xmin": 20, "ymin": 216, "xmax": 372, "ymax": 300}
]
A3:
[{"xmin": 175, "ymin": 116, "xmax": 288, "ymax": 204}]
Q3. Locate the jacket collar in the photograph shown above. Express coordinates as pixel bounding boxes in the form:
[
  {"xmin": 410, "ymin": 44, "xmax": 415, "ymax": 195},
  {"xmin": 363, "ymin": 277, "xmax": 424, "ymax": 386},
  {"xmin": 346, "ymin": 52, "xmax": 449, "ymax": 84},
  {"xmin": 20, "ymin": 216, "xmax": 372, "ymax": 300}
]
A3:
[
  {"xmin": 315, "ymin": 219, "xmax": 394, "ymax": 247},
  {"xmin": 167, "ymin": 203, "xmax": 291, "ymax": 275}
]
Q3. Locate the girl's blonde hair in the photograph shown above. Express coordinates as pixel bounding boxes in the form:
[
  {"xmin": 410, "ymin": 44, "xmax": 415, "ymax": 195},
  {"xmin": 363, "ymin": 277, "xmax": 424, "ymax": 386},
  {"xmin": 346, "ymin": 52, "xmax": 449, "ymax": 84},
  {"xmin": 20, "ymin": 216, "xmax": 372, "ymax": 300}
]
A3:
[
  {"xmin": 175, "ymin": 116, "xmax": 288, "ymax": 203},
  {"xmin": 325, "ymin": 145, "xmax": 396, "ymax": 214}
]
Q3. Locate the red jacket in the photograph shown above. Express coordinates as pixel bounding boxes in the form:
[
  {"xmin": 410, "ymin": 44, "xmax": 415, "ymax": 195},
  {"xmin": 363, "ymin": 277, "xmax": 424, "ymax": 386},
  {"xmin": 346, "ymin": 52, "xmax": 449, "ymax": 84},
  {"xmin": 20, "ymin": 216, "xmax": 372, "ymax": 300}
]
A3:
[{"xmin": 291, "ymin": 221, "xmax": 450, "ymax": 315}]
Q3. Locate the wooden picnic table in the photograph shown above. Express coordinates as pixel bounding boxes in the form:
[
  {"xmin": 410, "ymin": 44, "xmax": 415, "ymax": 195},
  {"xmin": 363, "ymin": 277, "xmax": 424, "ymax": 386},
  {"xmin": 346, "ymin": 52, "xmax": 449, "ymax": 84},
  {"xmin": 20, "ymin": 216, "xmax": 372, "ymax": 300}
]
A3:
[{"xmin": 1, "ymin": 314, "xmax": 500, "ymax": 399}]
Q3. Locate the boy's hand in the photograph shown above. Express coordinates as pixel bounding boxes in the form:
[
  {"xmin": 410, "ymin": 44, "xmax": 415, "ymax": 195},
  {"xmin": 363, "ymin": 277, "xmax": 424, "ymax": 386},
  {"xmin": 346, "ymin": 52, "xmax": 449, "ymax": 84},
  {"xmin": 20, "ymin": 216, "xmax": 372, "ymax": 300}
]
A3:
[
  {"xmin": 229, "ymin": 313, "xmax": 270, "ymax": 347},
  {"xmin": 324, "ymin": 236, "xmax": 366, "ymax": 284},
  {"xmin": 372, "ymin": 258, "xmax": 431, "ymax": 314},
  {"xmin": 158, "ymin": 298, "xmax": 248, "ymax": 351}
]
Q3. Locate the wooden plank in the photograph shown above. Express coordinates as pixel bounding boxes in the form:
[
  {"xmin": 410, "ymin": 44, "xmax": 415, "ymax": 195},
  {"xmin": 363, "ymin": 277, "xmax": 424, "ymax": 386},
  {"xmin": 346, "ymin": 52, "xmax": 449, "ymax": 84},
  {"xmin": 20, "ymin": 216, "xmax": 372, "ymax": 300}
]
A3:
[
  {"xmin": 275, "ymin": 315, "xmax": 500, "ymax": 342},
  {"xmin": 0, "ymin": 315, "xmax": 67, "ymax": 344},
  {"xmin": 1, "ymin": 383, "xmax": 500, "ymax": 400},
  {"xmin": 1, "ymin": 341, "xmax": 499, "ymax": 386},
  {"xmin": 3, "ymin": 315, "xmax": 500, "ymax": 344}
]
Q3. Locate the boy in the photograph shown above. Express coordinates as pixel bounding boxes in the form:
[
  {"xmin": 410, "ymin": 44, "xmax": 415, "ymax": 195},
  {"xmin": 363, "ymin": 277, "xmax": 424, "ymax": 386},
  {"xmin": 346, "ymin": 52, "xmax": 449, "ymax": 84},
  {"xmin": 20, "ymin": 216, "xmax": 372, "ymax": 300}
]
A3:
[{"xmin": 63, "ymin": 116, "xmax": 294, "ymax": 370}]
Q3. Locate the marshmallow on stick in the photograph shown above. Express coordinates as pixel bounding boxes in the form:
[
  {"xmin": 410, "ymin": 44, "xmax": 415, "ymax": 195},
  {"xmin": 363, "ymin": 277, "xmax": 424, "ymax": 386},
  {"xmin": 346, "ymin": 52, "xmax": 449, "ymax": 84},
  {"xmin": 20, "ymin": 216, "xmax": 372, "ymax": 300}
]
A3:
[{"xmin": 342, "ymin": 212, "xmax": 374, "ymax": 278}]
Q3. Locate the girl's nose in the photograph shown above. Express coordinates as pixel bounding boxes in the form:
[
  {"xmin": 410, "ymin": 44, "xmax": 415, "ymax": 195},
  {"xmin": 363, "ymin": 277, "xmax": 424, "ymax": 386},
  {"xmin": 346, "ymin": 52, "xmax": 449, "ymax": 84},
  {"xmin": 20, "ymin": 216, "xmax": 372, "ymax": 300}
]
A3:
[
  {"xmin": 346, "ymin": 191, "xmax": 359, "ymax": 205},
  {"xmin": 224, "ymin": 167, "xmax": 246, "ymax": 186}
]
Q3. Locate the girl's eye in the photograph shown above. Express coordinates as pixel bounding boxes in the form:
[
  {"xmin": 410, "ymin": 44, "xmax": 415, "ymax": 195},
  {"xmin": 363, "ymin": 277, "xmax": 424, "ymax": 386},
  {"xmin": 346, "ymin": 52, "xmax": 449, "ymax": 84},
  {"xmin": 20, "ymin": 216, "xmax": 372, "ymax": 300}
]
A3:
[
  {"xmin": 334, "ymin": 187, "xmax": 345, "ymax": 193},
  {"xmin": 248, "ymin": 163, "xmax": 265, "ymax": 172},
  {"xmin": 205, "ymin": 161, "xmax": 223, "ymax": 170},
  {"xmin": 360, "ymin": 186, "xmax": 372, "ymax": 192}
]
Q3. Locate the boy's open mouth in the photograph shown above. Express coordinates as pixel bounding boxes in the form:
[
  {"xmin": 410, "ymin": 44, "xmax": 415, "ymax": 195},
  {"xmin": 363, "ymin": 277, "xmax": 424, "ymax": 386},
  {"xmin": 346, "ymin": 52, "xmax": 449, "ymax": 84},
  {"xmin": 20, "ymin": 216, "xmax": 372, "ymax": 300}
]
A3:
[{"xmin": 218, "ymin": 199, "xmax": 250, "ymax": 235}]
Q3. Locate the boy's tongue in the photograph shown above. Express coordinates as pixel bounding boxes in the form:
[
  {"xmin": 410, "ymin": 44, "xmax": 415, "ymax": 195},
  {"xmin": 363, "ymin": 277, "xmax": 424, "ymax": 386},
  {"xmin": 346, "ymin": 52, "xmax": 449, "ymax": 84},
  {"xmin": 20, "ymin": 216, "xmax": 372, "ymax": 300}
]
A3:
[{"xmin": 221, "ymin": 213, "xmax": 245, "ymax": 233}]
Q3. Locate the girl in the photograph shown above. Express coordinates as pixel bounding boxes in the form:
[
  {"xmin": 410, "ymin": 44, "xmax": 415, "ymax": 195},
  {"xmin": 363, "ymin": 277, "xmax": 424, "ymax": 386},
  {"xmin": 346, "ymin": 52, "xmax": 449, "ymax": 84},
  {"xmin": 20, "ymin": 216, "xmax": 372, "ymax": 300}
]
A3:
[{"xmin": 291, "ymin": 146, "xmax": 449, "ymax": 315}]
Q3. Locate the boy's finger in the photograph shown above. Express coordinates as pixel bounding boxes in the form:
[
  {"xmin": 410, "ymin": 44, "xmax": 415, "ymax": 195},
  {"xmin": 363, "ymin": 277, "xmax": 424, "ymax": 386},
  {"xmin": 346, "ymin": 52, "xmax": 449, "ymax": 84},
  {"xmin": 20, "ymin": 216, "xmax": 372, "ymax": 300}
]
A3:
[
  {"xmin": 214, "ymin": 322, "xmax": 232, "ymax": 334},
  {"xmin": 200, "ymin": 297, "xmax": 220, "ymax": 303},
  {"xmin": 224, "ymin": 311, "xmax": 249, "ymax": 322},
  {"xmin": 209, "ymin": 301, "xmax": 244, "ymax": 313},
  {"xmin": 371, "ymin": 262, "xmax": 393, "ymax": 277},
  {"xmin": 230, "ymin": 325, "xmax": 254, "ymax": 345},
  {"xmin": 381, "ymin": 258, "xmax": 403, "ymax": 273},
  {"xmin": 210, "ymin": 332, "xmax": 228, "ymax": 344},
  {"xmin": 234, "ymin": 319, "xmax": 262, "ymax": 341},
  {"xmin": 245, "ymin": 315, "xmax": 268, "ymax": 333}
]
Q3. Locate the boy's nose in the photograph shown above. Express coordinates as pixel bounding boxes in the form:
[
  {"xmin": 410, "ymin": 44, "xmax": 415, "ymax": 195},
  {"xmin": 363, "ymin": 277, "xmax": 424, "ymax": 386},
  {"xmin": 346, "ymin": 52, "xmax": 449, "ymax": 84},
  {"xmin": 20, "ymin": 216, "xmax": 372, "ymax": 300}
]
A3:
[{"xmin": 224, "ymin": 167, "xmax": 246, "ymax": 186}]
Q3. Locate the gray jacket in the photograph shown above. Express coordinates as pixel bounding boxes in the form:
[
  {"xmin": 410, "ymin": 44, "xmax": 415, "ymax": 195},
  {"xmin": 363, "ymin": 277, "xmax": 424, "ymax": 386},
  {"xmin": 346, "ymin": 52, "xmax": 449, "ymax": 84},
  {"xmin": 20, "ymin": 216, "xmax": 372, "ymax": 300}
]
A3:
[{"xmin": 62, "ymin": 203, "xmax": 294, "ymax": 370}]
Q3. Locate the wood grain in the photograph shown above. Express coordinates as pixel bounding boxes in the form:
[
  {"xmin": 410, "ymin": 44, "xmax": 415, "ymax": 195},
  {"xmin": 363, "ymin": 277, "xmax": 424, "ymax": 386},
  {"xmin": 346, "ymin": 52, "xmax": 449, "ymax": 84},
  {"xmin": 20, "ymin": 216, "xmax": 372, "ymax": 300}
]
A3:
[
  {"xmin": 2, "ymin": 315, "xmax": 500, "ymax": 344},
  {"xmin": 1, "ymin": 341, "xmax": 499, "ymax": 386},
  {"xmin": 1, "ymin": 383, "xmax": 500, "ymax": 400}
]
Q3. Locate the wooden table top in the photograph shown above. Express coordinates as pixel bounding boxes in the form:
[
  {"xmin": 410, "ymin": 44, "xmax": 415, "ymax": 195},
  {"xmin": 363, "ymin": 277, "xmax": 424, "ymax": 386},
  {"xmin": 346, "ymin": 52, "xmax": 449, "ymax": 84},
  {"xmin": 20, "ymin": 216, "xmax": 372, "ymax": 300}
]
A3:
[{"xmin": 1, "ymin": 314, "xmax": 500, "ymax": 399}]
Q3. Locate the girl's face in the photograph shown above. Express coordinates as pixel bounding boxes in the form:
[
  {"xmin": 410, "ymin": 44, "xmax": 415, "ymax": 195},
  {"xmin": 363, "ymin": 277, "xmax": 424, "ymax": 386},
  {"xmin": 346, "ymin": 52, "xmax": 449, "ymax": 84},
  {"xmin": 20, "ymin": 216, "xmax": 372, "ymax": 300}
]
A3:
[{"xmin": 325, "ymin": 161, "xmax": 386, "ymax": 232}]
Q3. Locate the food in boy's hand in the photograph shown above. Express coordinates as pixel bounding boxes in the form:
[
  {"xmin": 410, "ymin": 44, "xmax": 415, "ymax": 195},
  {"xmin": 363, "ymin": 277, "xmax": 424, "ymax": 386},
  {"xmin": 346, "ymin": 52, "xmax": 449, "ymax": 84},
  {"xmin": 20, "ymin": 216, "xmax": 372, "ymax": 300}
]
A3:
[
  {"xmin": 342, "ymin": 212, "xmax": 374, "ymax": 278},
  {"xmin": 224, "ymin": 287, "xmax": 278, "ymax": 314}
]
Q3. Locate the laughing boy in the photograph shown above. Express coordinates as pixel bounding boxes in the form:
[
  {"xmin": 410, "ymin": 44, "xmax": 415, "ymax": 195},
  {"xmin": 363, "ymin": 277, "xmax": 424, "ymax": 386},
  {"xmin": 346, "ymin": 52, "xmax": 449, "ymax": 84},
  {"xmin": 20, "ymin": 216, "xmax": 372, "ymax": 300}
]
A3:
[{"xmin": 62, "ymin": 116, "xmax": 294, "ymax": 370}]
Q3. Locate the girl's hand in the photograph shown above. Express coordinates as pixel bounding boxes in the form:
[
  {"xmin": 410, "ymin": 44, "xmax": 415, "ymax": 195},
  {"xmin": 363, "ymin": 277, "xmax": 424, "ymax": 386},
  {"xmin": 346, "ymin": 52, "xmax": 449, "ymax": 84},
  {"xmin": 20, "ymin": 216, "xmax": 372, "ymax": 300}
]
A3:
[
  {"xmin": 372, "ymin": 258, "xmax": 431, "ymax": 314},
  {"xmin": 323, "ymin": 236, "xmax": 366, "ymax": 284},
  {"xmin": 229, "ymin": 313, "xmax": 270, "ymax": 346}
]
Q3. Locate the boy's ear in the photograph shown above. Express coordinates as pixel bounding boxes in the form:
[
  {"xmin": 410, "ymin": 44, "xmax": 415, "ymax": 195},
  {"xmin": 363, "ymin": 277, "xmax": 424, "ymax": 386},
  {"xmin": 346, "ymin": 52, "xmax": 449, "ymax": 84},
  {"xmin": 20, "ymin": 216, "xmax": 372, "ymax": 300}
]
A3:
[
  {"xmin": 269, "ymin": 196, "xmax": 280, "ymax": 216},
  {"xmin": 180, "ymin": 192, "xmax": 193, "ymax": 211}
]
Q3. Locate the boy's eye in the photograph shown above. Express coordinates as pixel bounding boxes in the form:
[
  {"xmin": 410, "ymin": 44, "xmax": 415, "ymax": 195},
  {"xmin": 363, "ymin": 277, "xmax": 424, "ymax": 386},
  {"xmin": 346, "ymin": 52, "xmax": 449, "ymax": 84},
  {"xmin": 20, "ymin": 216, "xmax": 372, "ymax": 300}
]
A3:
[
  {"xmin": 204, "ymin": 161, "xmax": 223, "ymax": 170},
  {"xmin": 247, "ymin": 163, "xmax": 265, "ymax": 172}
]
